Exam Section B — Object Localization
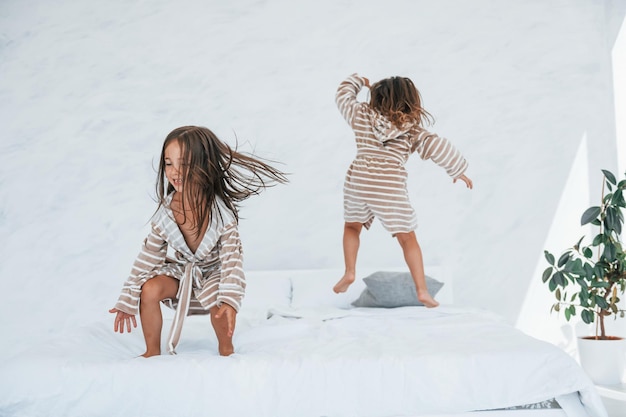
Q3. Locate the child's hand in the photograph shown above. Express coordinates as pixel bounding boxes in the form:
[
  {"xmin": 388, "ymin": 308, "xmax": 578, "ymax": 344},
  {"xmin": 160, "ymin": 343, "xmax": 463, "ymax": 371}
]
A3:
[
  {"xmin": 454, "ymin": 174, "xmax": 473, "ymax": 189},
  {"xmin": 109, "ymin": 308, "xmax": 137, "ymax": 333},
  {"xmin": 214, "ymin": 303, "xmax": 236, "ymax": 337},
  {"xmin": 362, "ymin": 77, "xmax": 370, "ymax": 88}
]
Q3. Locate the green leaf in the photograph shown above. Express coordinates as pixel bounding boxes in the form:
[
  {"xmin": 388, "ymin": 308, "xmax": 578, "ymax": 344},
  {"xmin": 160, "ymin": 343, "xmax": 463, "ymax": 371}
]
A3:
[
  {"xmin": 596, "ymin": 296, "xmax": 609, "ymax": 310},
  {"xmin": 603, "ymin": 243, "xmax": 616, "ymax": 261},
  {"xmin": 542, "ymin": 267, "xmax": 553, "ymax": 283},
  {"xmin": 570, "ymin": 258, "xmax": 585, "ymax": 275},
  {"xmin": 554, "ymin": 303, "xmax": 560, "ymax": 312},
  {"xmin": 614, "ymin": 208, "xmax": 624, "ymax": 234},
  {"xmin": 564, "ymin": 307, "xmax": 571, "ymax": 321},
  {"xmin": 544, "ymin": 251, "xmax": 555, "ymax": 266},
  {"xmin": 612, "ymin": 190, "xmax": 623, "ymax": 206},
  {"xmin": 592, "ymin": 234, "xmax": 605, "ymax": 247},
  {"xmin": 568, "ymin": 305, "xmax": 576, "ymax": 316},
  {"xmin": 557, "ymin": 253, "xmax": 571, "ymax": 268},
  {"xmin": 605, "ymin": 207, "xmax": 617, "ymax": 233},
  {"xmin": 583, "ymin": 247, "xmax": 593, "ymax": 258},
  {"xmin": 581, "ymin": 309, "xmax": 594, "ymax": 324},
  {"xmin": 615, "ymin": 216, "xmax": 623, "ymax": 235},
  {"xmin": 581, "ymin": 206, "xmax": 602, "ymax": 226},
  {"xmin": 555, "ymin": 271, "xmax": 566, "ymax": 286},
  {"xmin": 602, "ymin": 169, "xmax": 617, "ymax": 185},
  {"xmin": 555, "ymin": 288, "xmax": 561, "ymax": 300},
  {"xmin": 549, "ymin": 277, "xmax": 557, "ymax": 292},
  {"xmin": 594, "ymin": 265, "xmax": 606, "ymax": 279}
]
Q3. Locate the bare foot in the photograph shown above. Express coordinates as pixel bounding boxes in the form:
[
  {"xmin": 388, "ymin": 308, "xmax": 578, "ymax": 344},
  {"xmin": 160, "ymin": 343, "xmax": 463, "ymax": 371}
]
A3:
[
  {"xmin": 418, "ymin": 292, "xmax": 439, "ymax": 308},
  {"xmin": 333, "ymin": 272, "xmax": 355, "ymax": 293},
  {"xmin": 140, "ymin": 350, "xmax": 160, "ymax": 358},
  {"xmin": 218, "ymin": 342, "xmax": 234, "ymax": 356}
]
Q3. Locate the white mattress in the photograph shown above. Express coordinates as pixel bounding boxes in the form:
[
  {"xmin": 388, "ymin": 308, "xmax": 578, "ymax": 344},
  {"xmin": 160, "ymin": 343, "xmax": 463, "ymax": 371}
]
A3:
[{"xmin": 0, "ymin": 305, "xmax": 606, "ymax": 417}]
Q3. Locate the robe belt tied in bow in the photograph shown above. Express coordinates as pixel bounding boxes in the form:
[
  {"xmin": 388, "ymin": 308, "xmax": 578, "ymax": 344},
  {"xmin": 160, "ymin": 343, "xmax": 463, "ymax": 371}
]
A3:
[{"xmin": 166, "ymin": 259, "xmax": 218, "ymax": 355}]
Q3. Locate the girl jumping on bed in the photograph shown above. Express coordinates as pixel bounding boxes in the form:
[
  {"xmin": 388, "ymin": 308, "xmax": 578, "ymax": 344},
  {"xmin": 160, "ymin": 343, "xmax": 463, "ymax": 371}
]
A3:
[
  {"xmin": 332, "ymin": 73, "xmax": 473, "ymax": 307},
  {"xmin": 109, "ymin": 126, "xmax": 287, "ymax": 357}
]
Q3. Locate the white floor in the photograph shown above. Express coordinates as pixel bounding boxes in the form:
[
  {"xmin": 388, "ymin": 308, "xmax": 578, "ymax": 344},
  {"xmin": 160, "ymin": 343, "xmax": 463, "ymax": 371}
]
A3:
[{"xmin": 602, "ymin": 398, "xmax": 625, "ymax": 417}]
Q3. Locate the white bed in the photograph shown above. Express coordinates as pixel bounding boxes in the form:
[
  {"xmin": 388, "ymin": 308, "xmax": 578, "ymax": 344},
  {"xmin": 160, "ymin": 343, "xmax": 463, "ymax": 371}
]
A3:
[{"xmin": 0, "ymin": 267, "xmax": 608, "ymax": 417}]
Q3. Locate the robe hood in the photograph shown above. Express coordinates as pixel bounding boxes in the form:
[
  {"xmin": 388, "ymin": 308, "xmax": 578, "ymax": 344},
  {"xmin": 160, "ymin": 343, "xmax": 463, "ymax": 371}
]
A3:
[{"xmin": 370, "ymin": 110, "xmax": 413, "ymax": 142}]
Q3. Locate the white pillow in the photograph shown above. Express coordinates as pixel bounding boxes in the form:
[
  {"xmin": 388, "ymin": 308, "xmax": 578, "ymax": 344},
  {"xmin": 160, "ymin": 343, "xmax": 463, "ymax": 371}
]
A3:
[
  {"xmin": 289, "ymin": 268, "xmax": 367, "ymax": 309},
  {"xmin": 238, "ymin": 270, "xmax": 292, "ymax": 318}
]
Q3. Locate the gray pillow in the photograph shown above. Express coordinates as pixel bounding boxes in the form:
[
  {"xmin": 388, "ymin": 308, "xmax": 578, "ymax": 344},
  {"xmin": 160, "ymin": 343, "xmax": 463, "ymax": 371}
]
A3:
[{"xmin": 351, "ymin": 271, "xmax": 444, "ymax": 308}]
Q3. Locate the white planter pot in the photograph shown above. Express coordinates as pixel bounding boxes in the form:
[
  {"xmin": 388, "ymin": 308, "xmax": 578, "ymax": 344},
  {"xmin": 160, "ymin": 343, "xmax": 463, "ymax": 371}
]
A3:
[{"xmin": 577, "ymin": 336, "xmax": 626, "ymax": 385}]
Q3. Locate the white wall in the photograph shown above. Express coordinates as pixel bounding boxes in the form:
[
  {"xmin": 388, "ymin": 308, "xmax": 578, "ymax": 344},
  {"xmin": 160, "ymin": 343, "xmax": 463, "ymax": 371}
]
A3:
[
  {"xmin": 516, "ymin": 1, "xmax": 626, "ymax": 352},
  {"xmin": 0, "ymin": 0, "xmax": 623, "ymax": 354}
]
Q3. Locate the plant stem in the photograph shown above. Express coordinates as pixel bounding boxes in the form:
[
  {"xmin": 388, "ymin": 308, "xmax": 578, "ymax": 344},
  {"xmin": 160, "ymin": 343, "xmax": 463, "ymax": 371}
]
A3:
[{"xmin": 599, "ymin": 308, "xmax": 606, "ymax": 339}]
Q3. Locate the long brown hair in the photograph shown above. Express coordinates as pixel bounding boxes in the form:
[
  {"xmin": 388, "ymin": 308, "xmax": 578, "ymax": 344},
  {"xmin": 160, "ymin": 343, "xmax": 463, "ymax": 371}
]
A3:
[
  {"xmin": 369, "ymin": 76, "xmax": 434, "ymax": 128},
  {"xmin": 155, "ymin": 126, "xmax": 288, "ymax": 238}
]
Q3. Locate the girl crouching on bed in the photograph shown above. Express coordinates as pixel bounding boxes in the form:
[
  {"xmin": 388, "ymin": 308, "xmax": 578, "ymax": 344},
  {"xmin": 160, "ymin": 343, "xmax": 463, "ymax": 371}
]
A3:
[{"xmin": 109, "ymin": 126, "xmax": 287, "ymax": 357}]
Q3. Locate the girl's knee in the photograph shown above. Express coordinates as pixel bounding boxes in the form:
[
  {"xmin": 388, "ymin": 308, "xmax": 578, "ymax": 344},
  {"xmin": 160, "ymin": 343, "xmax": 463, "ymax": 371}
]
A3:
[
  {"xmin": 141, "ymin": 278, "xmax": 170, "ymax": 303},
  {"xmin": 141, "ymin": 281, "xmax": 160, "ymax": 303}
]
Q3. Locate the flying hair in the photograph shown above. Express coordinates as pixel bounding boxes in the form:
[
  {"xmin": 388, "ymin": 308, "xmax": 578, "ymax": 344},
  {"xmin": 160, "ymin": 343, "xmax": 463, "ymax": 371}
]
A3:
[
  {"xmin": 155, "ymin": 126, "xmax": 288, "ymax": 238},
  {"xmin": 369, "ymin": 76, "xmax": 434, "ymax": 128}
]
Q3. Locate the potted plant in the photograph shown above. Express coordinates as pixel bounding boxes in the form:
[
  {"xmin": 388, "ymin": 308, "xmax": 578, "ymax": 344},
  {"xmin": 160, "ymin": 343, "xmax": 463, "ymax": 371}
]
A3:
[{"xmin": 543, "ymin": 169, "xmax": 626, "ymax": 385}]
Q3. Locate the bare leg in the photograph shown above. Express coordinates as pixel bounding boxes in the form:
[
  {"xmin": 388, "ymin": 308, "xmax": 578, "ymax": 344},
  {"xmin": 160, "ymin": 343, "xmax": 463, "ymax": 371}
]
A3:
[
  {"xmin": 395, "ymin": 232, "xmax": 439, "ymax": 308},
  {"xmin": 210, "ymin": 306, "xmax": 235, "ymax": 356},
  {"xmin": 139, "ymin": 275, "xmax": 179, "ymax": 357},
  {"xmin": 334, "ymin": 222, "xmax": 363, "ymax": 293}
]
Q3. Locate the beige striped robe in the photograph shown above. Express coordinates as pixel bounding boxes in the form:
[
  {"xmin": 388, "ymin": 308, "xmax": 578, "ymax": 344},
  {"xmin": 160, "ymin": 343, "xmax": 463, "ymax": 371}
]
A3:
[
  {"xmin": 336, "ymin": 73, "xmax": 468, "ymax": 234},
  {"xmin": 114, "ymin": 193, "xmax": 245, "ymax": 354}
]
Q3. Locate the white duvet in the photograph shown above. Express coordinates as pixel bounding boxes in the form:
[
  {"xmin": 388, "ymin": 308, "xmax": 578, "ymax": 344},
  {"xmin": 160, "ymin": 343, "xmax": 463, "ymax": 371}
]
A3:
[{"xmin": 0, "ymin": 305, "xmax": 606, "ymax": 417}]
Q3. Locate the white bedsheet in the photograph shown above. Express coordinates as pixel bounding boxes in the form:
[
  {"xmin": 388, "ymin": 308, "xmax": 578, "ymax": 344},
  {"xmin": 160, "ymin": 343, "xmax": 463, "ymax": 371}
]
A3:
[{"xmin": 0, "ymin": 306, "xmax": 607, "ymax": 417}]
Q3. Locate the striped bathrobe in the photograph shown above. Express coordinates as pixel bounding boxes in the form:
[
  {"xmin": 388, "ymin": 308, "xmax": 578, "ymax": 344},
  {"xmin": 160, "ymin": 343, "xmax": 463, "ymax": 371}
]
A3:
[
  {"xmin": 114, "ymin": 194, "xmax": 245, "ymax": 354},
  {"xmin": 336, "ymin": 73, "xmax": 469, "ymax": 235}
]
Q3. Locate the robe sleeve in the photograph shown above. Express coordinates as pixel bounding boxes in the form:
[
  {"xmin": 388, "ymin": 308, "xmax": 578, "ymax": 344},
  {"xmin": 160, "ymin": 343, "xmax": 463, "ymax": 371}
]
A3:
[
  {"xmin": 335, "ymin": 73, "xmax": 367, "ymax": 127},
  {"xmin": 411, "ymin": 127, "xmax": 469, "ymax": 179},
  {"xmin": 113, "ymin": 225, "xmax": 168, "ymax": 315},
  {"xmin": 216, "ymin": 220, "xmax": 246, "ymax": 312}
]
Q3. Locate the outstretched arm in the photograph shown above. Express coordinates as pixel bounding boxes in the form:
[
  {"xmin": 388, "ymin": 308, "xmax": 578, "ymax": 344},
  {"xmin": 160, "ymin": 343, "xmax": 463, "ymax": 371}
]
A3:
[{"xmin": 411, "ymin": 128, "xmax": 469, "ymax": 179}]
